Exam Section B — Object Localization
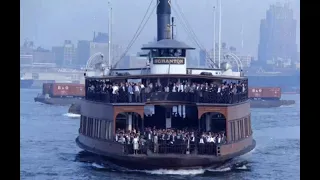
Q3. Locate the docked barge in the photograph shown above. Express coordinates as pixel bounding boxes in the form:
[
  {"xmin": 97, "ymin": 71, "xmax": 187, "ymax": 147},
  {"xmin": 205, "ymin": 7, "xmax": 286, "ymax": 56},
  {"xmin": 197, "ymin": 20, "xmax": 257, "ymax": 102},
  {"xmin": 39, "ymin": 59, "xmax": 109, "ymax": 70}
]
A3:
[{"xmin": 76, "ymin": 0, "xmax": 255, "ymax": 170}]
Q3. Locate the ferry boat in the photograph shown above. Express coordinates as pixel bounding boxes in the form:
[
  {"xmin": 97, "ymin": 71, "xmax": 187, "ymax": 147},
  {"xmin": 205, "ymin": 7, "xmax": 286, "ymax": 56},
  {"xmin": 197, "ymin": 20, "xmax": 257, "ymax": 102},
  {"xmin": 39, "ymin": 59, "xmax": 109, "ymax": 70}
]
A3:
[{"xmin": 75, "ymin": 0, "xmax": 255, "ymax": 170}]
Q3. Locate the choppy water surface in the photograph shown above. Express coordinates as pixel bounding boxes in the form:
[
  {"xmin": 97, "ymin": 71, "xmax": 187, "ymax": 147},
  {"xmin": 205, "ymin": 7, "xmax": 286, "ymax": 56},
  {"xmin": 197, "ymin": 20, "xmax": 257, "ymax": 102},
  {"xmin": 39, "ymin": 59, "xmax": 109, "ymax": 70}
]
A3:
[{"xmin": 20, "ymin": 89, "xmax": 300, "ymax": 180}]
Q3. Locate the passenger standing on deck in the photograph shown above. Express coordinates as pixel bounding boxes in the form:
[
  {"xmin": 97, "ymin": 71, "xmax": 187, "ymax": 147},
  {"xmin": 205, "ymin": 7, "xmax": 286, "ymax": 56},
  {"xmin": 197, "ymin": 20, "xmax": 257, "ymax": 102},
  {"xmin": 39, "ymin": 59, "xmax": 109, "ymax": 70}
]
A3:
[
  {"xmin": 140, "ymin": 83, "xmax": 145, "ymax": 102},
  {"xmin": 128, "ymin": 83, "xmax": 133, "ymax": 103},
  {"xmin": 164, "ymin": 85, "xmax": 169, "ymax": 92},
  {"xmin": 112, "ymin": 83, "xmax": 119, "ymax": 103},
  {"xmin": 172, "ymin": 83, "xmax": 177, "ymax": 92},
  {"xmin": 153, "ymin": 133, "xmax": 159, "ymax": 153},
  {"xmin": 199, "ymin": 135, "xmax": 205, "ymax": 154},
  {"xmin": 134, "ymin": 83, "xmax": 140, "ymax": 102},
  {"xmin": 133, "ymin": 135, "xmax": 139, "ymax": 154},
  {"xmin": 195, "ymin": 84, "xmax": 201, "ymax": 102},
  {"xmin": 217, "ymin": 134, "xmax": 222, "ymax": 144},
  {"xmin": 217, "ymin": 85, "xmax": 222, "ymax": 102}
]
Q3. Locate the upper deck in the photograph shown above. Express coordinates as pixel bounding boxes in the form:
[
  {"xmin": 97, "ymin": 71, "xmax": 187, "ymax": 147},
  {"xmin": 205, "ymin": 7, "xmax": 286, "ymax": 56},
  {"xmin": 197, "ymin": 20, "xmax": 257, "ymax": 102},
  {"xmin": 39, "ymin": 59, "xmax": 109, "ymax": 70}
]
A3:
[{"xmin": 85, "ymin": 73, "xmax": 248, "ymax": 105}]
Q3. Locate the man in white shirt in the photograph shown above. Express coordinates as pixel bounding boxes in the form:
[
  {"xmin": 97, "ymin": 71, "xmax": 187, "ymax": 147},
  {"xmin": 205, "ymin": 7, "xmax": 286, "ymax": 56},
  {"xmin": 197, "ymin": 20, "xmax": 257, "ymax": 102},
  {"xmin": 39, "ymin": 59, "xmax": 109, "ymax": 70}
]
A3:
[
  {"xmin": 112, "ymin": 84, "xmax": 119, "ymax": 102},
  {"xmin": 140, "ymin": 83, "xmax": 145, "ymax": 102},
  {"xmin": 134, "ymin": 83, "xmax": 140, "ymax": 102}
]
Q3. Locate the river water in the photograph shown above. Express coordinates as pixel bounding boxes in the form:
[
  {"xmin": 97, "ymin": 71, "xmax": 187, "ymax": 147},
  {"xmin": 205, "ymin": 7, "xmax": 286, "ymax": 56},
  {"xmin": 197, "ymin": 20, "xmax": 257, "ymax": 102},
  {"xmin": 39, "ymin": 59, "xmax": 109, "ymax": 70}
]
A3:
[{"xmin": 20, "ymin": 89, "xmax": 300, "ymax": 180}]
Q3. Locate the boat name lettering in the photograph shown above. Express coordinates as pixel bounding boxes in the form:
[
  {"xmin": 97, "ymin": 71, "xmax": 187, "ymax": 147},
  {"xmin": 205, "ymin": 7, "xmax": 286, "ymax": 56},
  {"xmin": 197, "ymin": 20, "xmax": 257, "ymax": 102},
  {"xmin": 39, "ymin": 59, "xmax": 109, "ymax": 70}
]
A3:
[{"xmin": 153, "ymin": 58, "xmax": 185, "ymax": 64}]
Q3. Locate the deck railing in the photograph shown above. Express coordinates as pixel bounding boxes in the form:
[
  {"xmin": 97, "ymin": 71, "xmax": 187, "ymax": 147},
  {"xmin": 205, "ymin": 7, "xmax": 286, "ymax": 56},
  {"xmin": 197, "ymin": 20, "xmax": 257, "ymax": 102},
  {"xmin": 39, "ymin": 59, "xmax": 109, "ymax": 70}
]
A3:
[
  {"xmin": 121, "ymin": 141, "xmax": 223, "ymax": 156},
  {"xmin": 85, "ymin": 91, "xmax": 248, "ymax": 104}
]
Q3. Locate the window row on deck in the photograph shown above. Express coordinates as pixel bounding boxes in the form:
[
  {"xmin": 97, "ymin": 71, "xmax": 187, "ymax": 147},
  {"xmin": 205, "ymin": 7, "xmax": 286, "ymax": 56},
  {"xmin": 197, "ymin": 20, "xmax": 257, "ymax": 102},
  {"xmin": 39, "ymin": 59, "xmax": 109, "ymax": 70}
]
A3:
[
  {"xmin": 85, "ymin": 77, "xmax": 248, "ymax": 104},
  {"xmin": 79, "ymin": 116, "xmax": 113, "ymax": 140},
  {"xmin": 79, "ymin": 114, "xmax": 252, "ymax": 144},
  {"xmin": 229, "ymin": 116, "xmax": 252, "ymax": 142}
]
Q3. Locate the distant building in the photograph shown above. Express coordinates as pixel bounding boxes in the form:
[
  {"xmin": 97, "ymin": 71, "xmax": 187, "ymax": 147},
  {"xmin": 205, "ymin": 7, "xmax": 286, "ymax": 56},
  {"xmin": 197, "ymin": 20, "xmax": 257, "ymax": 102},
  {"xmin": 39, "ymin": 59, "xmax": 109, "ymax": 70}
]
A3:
[
  {"xmin": 52, "ymin": 46, "xmax": 64, "ymax": 66},
  {"xmin": 89, "ymin": 42, "xmax": 109, "ymax": 65},
  {"xmin": 20, "ymin": 54, "xmax": 33, "ymax": 65},
  {"xmin": 33, "ymin": 48, "xmax": 54, "ymax": 64},
  {"xmin": 93, "ymin": 32, "xmax": 109, "ymax": 43},
  {"xmin": 89, "ymin": 40, "xmax": 124, "ymax": 68},
  {"xmin": 116, "ymin": 55, "xmax": 147, "ymax": 69},
  {"xmin": 77, "ymin": 40, "xmax": 91, "ymax": 66},
  {"xmin": 258, "ymin": 3, "xmax": 298, "ymax": 65},
  {"xmin": 238, "ymin": 55, "xmax": 253, "ymax": 68},
  {"xmin": 199, "ymin": 49, "xmax": 207, "ymax": 67},
  {"xmin": 207, "ymin": 42, "xmax": 253, "ymax": 69},
  {"xmin": 20, "ymin": 47, "xmax": 34, "ymax": 65},
  {"xmin": 111, "ymin": 44, "xmax": 124, "ymax": 65},
  {"xmin": 63, "ymin": 40, "xmax": 76, "ymax": 66},
  {"xmin": 20, "ymin": 40, "xmax": 35, "ymax": 65}
]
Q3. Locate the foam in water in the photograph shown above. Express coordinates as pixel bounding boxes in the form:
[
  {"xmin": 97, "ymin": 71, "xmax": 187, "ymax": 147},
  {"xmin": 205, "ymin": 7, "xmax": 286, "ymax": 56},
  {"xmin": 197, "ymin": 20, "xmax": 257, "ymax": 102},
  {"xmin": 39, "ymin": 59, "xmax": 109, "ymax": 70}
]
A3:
[
  {"xmin": 63, "ymin": 113, "xmax": 80, "ymax": 118},
  {"xmin": 206, "ymin": 167, "xmax": 231, "ymax": 172},
  {"xmin": 236, "ymin": 165, "xmax": 248, "ymax": 170},
  {"xmin": 144, "ymin": 169, "xmax": 205, "ymax": 175},
  {"xmin": 90, "ymin": 162, "xmax": 205, "ymax": 175},
  {"xmin": 280, "ymin": 105, "xmax": 294, "ymax": 108},
  {"xmin": 89, "ymin": 161, "xmax": 249, "ymax": 176},
  {"xmin": 91, "ymin": 162, "xmax": 105, "ymax": 169}
]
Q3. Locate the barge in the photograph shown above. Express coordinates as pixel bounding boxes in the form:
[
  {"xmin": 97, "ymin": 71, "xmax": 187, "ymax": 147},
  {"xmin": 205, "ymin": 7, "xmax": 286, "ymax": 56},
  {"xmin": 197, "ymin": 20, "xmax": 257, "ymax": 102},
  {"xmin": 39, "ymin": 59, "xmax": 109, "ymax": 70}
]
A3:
[
  {"xmin": 34, "ymin": 83, "xmax": 84, "ymax": 105},
  {"xmin": 249, "ymin": 87, "xmax": 295, "ymax": 108}
]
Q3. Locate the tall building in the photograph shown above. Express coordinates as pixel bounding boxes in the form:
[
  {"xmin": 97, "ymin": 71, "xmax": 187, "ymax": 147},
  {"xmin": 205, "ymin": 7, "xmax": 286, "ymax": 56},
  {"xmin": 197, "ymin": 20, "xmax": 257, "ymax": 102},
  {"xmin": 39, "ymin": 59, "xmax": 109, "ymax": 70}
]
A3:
[
  {"xmin": 77, "ymin": 40, "xmax": 91, "ymax": 66},
  {"xmin": 52, "ymin": 46, "xmax": 64, "ymax": 66},
  {"xmin": 63, "ymin": 40, "xmax": 76, "ymax": 66},
  {"xmin": 258, "ymin": 3, "xmax": 298, "ymax": 65}
]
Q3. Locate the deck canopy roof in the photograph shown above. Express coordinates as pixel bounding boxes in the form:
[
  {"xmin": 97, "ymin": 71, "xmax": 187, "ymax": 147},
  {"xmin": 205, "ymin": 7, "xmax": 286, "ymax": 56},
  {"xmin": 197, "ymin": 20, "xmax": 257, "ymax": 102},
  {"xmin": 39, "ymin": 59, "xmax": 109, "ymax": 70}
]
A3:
[{"xmin": 86, "ymin": 73, "xmax": 247, "ymax": 81}]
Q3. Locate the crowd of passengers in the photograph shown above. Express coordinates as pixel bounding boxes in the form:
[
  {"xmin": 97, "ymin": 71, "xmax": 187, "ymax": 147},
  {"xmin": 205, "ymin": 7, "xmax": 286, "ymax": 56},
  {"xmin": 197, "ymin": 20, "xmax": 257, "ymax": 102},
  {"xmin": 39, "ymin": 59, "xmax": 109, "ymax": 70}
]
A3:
[
  {"xmin": 115, "ymin": 127, "xmax": 226, "ymax": 155},
  {"xmin": 86, "ymin": 79, "xmax": 248, "ymax": 104}
]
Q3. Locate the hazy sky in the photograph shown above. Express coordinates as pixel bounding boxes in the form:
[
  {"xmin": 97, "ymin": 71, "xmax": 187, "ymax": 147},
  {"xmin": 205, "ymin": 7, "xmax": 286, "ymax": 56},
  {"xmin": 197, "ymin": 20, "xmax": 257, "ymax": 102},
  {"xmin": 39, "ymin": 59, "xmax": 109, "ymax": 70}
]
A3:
[{"xmin": 20, "ymin": 0, "xmax": 300, "ymax": 57}]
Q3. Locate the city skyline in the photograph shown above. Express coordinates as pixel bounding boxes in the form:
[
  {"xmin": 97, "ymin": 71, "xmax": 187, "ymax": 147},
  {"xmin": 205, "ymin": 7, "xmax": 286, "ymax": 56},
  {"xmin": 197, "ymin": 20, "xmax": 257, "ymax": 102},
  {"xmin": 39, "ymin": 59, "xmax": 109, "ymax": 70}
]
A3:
[
  {"xmin": 258, "ymin": 3, "xmax": 298, "ymax": 66},
  {"xmin": 20, "ymin": 0, "xmax": 300, "ymax": 57}
]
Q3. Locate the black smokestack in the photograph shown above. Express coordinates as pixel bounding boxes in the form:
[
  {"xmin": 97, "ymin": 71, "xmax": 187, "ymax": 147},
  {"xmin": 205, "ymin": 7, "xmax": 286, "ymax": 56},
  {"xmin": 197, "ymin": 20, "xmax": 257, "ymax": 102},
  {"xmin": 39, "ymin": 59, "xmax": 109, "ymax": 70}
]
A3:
[{"xmin": 157, "ymin": 0, "xmax": 171, "ymax": 41}]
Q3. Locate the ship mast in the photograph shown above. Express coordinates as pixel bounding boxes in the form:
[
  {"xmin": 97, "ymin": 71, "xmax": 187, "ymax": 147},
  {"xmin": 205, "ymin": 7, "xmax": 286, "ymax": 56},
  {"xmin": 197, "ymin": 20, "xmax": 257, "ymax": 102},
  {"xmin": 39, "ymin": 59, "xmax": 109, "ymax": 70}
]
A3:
[
  {"xmin": 108, "ymin": 0, "xmax": 112, "ymax": 69},
  {"xmin": 218, "ymin": 0, "xmax": 222, "ymax": 69},
  {"xmin": 213, "ymin": 5, "xmax": 216, "ymax": 64}
]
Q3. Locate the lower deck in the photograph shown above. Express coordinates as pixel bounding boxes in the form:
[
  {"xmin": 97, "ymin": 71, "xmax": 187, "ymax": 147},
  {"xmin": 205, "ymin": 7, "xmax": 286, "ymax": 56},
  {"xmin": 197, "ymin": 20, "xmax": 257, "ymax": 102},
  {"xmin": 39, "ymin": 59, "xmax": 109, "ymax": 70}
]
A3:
[
  {"xmin": 77, "ymin": 100, "xmax": 253, "ymax": 161},
  {"xmin": 76, "ymin": 134, "xmax": 256, "ymax": 169},
  {"xmin": 80, "ymin": 100, "xmax": 252, "ymax": 143}
]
